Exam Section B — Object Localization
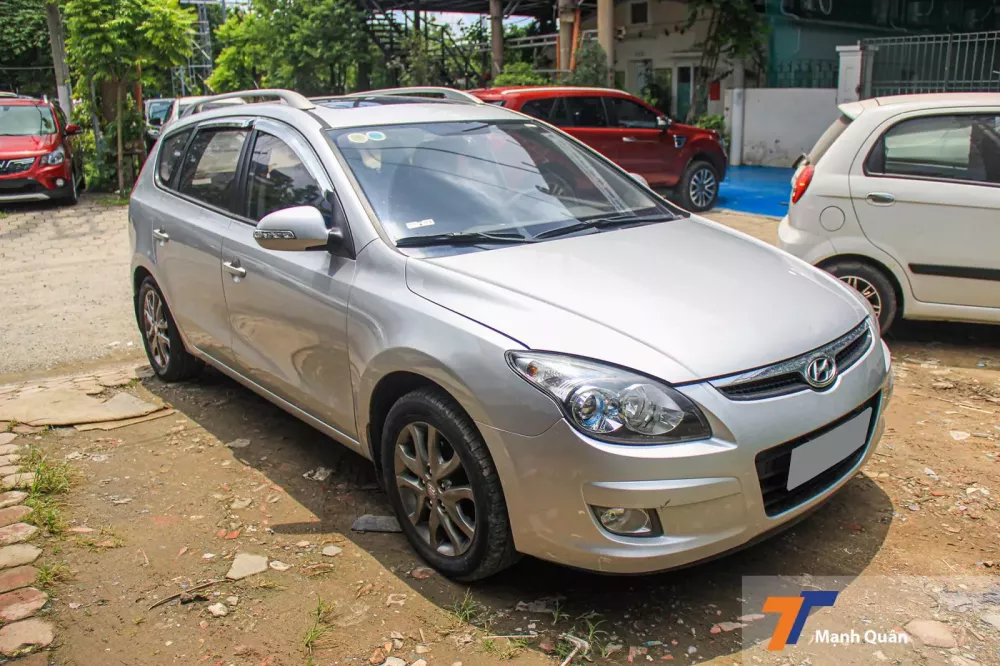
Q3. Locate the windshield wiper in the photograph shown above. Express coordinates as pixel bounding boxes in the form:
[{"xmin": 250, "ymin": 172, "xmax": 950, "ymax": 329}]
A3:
[
  {"xmin": 533, "ymin": 213, "xmax": 675, "ymax": 240},
  {"xmin": 395, "ymin": 229, "xmax": 533, "ymax": 247}
]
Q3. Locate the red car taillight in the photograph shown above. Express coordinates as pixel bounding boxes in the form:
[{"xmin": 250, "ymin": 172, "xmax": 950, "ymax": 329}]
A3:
[{"xmin": 791, "ymin": 165, "xmax": 815, "ymax": 204}]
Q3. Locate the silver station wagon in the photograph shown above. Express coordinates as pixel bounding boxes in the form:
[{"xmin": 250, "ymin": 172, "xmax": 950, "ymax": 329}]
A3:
[{"xmin": 130, "ymin": 89, "xmax": 893, "ymax": 580}]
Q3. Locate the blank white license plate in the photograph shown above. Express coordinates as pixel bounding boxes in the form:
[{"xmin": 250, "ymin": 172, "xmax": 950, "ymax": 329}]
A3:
[{"xmin": 787, "ymin": 408, "xmax": 873, "ymax": 491}]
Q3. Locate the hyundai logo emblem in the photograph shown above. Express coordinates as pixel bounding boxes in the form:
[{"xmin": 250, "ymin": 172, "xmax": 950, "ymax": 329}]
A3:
[{"xmin": 804, "ymin": 355, "xmax": 837, "ymax": 389}]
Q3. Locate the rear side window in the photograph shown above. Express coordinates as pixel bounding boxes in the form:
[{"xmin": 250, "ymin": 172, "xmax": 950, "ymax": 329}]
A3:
[
  {"xmin": 563, "ymin": 97, "xmax": 609, "ymax": 127},
  {"xmin": 157, "ymin": 130, "xmax": 191, "ymax": 186},
  {"xmin": 807, "ymin": 114, "xmax": 852, "ymax": 165},
  {"xmin": 521, "ymin": 98, "xmax": 559, "ymax": 122},
  {"xmin": 176, "ymin": 128, "xmax": 248, "ymax": 212},
  {"xmin": 867, "ymin": 114, "xmax": 1000, "ymax": 184}
]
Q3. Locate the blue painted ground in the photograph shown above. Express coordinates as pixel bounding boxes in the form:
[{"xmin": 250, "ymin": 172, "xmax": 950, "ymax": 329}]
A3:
[{"xmin": 717, "ymin": 165, "xmax": 795, "ymax": 218}]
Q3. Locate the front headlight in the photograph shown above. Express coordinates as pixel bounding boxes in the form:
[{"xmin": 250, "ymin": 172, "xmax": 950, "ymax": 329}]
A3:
[
  {"xmin": 506, "ymin": 351, "xmax": 711, "ymax": 445},
  {"xmin": 41, "ymin": 147, "xmax": 65, "ymax": 166}
]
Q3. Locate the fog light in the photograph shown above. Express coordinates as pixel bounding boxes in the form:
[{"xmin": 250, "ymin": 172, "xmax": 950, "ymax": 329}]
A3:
[
  {"xmin": 594, "ymin": 506, "xmax": 654, "ymax": 536},
  {"xmin": 55, "ymin": 178, "xmax": 65, "ymax": 187}
]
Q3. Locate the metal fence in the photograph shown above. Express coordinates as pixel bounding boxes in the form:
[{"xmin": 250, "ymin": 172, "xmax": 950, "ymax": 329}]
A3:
[
  {"xmin": 862, "ymin": 30, "xmax": 1000, "ymax": 97},
  {"xmin": 767, "ymin": 58, "xmax": 840, "ymax": 89}
]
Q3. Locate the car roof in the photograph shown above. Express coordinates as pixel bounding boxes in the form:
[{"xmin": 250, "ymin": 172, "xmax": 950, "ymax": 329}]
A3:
[
  {"xmin": 840, "ymin": 92, "xmax": 1000, "ymax": 119},
  {"xmin": 470, "ymin": 86, "xmax": 634, "ymax": 98}
]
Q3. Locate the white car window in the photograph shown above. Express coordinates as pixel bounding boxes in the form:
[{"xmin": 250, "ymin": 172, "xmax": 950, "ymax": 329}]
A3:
[{"xmin": 869, "ymin": 114, "xmax": 1000, "ymax": 184}]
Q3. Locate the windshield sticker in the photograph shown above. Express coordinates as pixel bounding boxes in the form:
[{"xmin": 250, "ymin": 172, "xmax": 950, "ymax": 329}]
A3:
[
  {"xmin": 405, "ymin": 219, "xmax": 435, "ymax": 230},
  {"xmin": 347, "ymin": 132, "xmax": 369, "ymax": 144},
  {"xmin": 366, "ymin": 131, "xmax": 387, "ymax": 142}
]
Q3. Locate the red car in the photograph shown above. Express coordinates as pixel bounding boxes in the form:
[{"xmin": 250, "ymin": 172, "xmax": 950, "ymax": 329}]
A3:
[
  {"xmin": 0, "ymin": 94, "xmax": 83, "ymax": 205},
  {"xmin": 469, "ymin": 86, "xmax": 728, "ymax": 212}
]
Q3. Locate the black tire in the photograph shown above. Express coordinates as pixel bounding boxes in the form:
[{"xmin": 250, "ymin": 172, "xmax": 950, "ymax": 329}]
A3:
[
  {"xmin": 136, "ymin": 277, "xmax": 203, "ymax": 381},
  {"xmin": 675, "ymin": 160, "xmax": 719, "ymax": 212},
  {"xmin": 380, "ymin": 387, "xmax": 518, "ymax": 581},
  {"xmin": 62, "ymin": 169, "xmax": 79, "ymax": 206},
  {"xmin": 822, "ymin": 259, "xmax": 899, "ymax": 333}
]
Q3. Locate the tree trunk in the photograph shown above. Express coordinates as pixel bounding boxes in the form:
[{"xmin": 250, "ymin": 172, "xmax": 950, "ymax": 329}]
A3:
[{"xmin": 116, "ymin": 80, "xmax": 124, "ymax": 195}]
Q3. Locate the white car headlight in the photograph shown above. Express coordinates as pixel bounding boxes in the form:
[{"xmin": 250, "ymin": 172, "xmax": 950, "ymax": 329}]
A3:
[
  {"xmin": 507, "ymin": 351, "xmax": 711, "ymax": 445},
  {"xmin": 41, "ymin": 147, "xmax": 65, "ymax": 166}
]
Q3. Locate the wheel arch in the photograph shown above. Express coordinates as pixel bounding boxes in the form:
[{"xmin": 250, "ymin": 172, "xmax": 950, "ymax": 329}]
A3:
[
  {"xmin": 818, "ymin": 253, "xmax": 905, "ymax": 314},
  {"xmin": 688, "ymin": 150, "xmax": 726, "ymax": 177}
]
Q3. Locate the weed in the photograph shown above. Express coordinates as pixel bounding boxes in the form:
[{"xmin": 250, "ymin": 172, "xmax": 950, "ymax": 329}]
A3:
[
  {"xmin": 303, "ymin": 598, "xmax": 335, "ymax": 654},
  {"xmin": 0, "ymin": 210, "xmax": 7, "ymax": 219},
  {"xmin": 552, "ymin": 638, "xmax": 575, "ymax": 660},
  {"xmin": 23, "ymin": 448, "xmax": 71, "ymax": 497},
  {"xmin": 450, "ymin": 589, "xmax": 487, "ymax": 625},
  {"xmin": 579, "ymin": 612, "xmax": 607, "ymax": 645},
  {"xmin": 134, "ymin": 617, "xmax": 145, "ymax": 625},
  {"xmin": 36, "ymin": 561, "xmax": 71, "ymax": 587},
  {"xmin": 79, "ymin": 527, "xmax": 123, "ymax": 551},
  {"xmin": 551, "ymin": 600, "xmax": 568, "ymax": 625},
  {"xmin": 26, "ymin": 497, "xmax": 65, "ymax": 535}
]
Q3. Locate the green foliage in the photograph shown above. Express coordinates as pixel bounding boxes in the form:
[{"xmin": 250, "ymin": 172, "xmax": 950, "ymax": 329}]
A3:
[
  {"xmin": 0, "ymin": 0, "xmax": 53, "ymax": 95},
  {"xmin": 683, "ymin": 0, "xmax": 768, "ymax": 120},
  {"xmin": 694, "ymin": 114, "xmax": 726, "ymax": 132},
  {"xmin": 493, "ymin": 62, "xmax": 548, "ymax": 87},
  {"xmin": 206, "ymin": 11, "xmax": 265, "ymax": 92},
  {"xmin": 564, "ymin": 42, "xmax": 609, "ymax": 87}
]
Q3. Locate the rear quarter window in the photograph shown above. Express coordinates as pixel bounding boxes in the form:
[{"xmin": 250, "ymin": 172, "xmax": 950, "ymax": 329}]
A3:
[
  {"xmin": 807, "ymin": 114, "xmax": 852, "ymax": 166},
  {"xmin": 156, "ymin": 130, "xmax": 191, "ymax": 186}
]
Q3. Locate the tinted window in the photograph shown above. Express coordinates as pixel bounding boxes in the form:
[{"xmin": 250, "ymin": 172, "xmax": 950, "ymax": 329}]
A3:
[
  {"xmin": 521, "ymin": 98, "xmax": 557, "ymax": 121},
  {"xmin": 563, "ymin": 97, "xmax": 608, "ymax": 127},
  {"xmin": 630, "ymin": 1, "xmax": 648, "ymax": 23},
  {"xmin": 609, "ymin": 98, "xmax": 659, "ymax": 129},
  {"xmin": 177, "ymin": 128, "xmax": 248, "ymax": 212},
  {"xmin": 157, "ymin": 130, "xmax": 191, "ymax": 185},
  {"xmin": 53, "ymin": 105, "xmax": 67, "ymax": 131},
  {"xmin": 246, "ymin": 132, "xmax": 324, "ymax": 221},
  {"xmin": 869, "ymin": 114, "xmax": 1000, "ymax": 184}
]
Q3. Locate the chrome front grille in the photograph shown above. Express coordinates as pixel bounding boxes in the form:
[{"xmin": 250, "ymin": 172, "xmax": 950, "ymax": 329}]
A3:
[
  {"xmin": 712, "ymin": 319, "xmax": 874, "ymax": 401},
  {"xmin": 0, "ymin": 158, "xmax": 35, "ymax": 176}
]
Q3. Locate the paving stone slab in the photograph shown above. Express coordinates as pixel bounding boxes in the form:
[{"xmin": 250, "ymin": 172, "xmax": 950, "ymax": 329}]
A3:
[
  {"xmin": 0, "ymin": 466, "xmax": 20, "ymax": 477},
  {"xmin": 0, "ymin": 545, "xmax": 41, "ymax": 569},
  {"xmin": 0, "ymin": 388, "xmax": 163, "ymax": 427},
  {"xmin": 0, "ymin": 444, "xmax": 21, "ymax": 456},
  {"xmin": 0, "ymin": 618, "xmax": 55, "ymax": 656},
  {"xmin": 0, "ymin": 435, "xmax": 15, "ymax": 447},
  {"xmin": 0, "ymin": 492, "xmax": 27, "ymax": 510},
  {"xmin": 0, "ymin": 506, "xmax": 30, "ymax": 528},
  {"xmin": 0, "ymin": 567, "xmax": 36, "ymax": 594},
  {"xmin": 1, "ymin": 474, "xmax": 35, "ymax": 491},
  {"xmin": 0, "ymin": 524, "xmax": 37, "ymax": 546},
  {"xmin": 0, "ymin": 588, "xmax": 47, "ymax": 622},
  {"xmin": 226, "ymin": 553, "xmax": 268, "ymax": 580},
  {"xmin": 0, "ymin": 455, "xmax": 21, "ymax": 467}
]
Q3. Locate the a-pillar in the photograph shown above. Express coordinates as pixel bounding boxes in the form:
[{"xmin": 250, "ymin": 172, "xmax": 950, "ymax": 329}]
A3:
[
  {"xmin": 597, "ymin": 0, "xmax": 614, "ymax": 86},
  {"xmin": 490, "ymin": 0, "xmax": 504, "ymax": 78},
  {"xmin": 558, "ymin": 0, "xmax": 574, "ymax": 77}
]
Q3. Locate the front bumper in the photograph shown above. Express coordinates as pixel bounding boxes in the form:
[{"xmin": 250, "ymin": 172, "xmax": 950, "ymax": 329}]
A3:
[
  {"xmin": 482, "ymin": 337, "xmax": 892, "ymax": 574},
  {"xmin": 0, "ymin": 160, "xmax": 74, "ymax": 202}
]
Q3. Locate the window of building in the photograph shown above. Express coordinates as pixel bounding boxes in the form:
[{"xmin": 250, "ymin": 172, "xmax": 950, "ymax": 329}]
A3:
[{"xmin": 629, "ymin": 1, "xmax": 649, "ymax": 25}]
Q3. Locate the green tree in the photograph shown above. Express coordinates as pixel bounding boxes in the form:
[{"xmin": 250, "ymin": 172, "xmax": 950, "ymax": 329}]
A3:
[
  {"xmin": 683, "ymin": 0, "xmax": 767, "ymax": 120},
  {"xmin": 564, "ymin": 42, "xmax": 608, "ymax": 87},
  {"xmin": 64, "ymin": 0, "xmax": 195, "ymax": 191},
  {"xmin": 0, "ymin": 0, "xmax": 54, "ymax": 96},
  {"xmin": 493, "ymin": 62, "xmax": 547, "ymax": 87},
  {"xmin": 207, "ymin": 11, "xmax": 267, "ymax": 92}
]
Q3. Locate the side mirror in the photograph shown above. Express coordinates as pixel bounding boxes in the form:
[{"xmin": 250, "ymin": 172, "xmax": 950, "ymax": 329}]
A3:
[
  {"xmin": 254, "ymin": 206, "xmax": 331, "ymax": 252},
  {"xmin": 629, "ymin": 172, "xmax": 649, "ymax": 188},
  {"xmin": 64, "ymin": 123, "xmax": 82, "ymax": 135},
  {"xmin": 656, "ymin": 116, "xmax": 671, "ymax": 132}
]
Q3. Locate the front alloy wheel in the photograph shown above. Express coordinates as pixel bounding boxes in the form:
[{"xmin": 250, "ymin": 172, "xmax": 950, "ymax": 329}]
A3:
[
  {"xmin": 394, "ymin": 422, "xmax": 476, "ymax": 556},
  {"xmin": 688, "ymin": 167, "xmax": 717, "ymax": 210},
  {"xmin": 838, "ymin": 275, "xmax": 883, "ymax": 319}
]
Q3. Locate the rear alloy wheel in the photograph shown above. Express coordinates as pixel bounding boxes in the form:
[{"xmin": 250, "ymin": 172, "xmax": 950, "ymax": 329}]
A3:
[
  {"xmin": 677, "ymin": 160, "xmax": 719, "ymax": 212},
  {"xmin": 822, "ymin": 259, "xmax": 899, "ymax": 333},
  {"xmin": 381, "ymin": 387, "xmax": 518, "ymax": 581},
  {"xmin": 136, "ymin": 277, "xmax": 203, "ymax": 381}
]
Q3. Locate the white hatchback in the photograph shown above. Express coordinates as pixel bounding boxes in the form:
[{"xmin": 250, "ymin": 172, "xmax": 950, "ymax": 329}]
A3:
[{"xmin": 778, "ymin": 93, "xmax": 1000, "ymax": 332}]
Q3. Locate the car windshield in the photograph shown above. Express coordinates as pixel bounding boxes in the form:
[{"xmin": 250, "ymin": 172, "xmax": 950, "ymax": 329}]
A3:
[
  {"xmin": 330, "ymin": 120, "xmax": 678, "ymax": 248},
  {"xmin": 0, "ymin": 104, "xmax": 57, "ymax": 136},
  {"xmin": 148, "ymin": 101, "xmax": 171, "ymax": 123}
]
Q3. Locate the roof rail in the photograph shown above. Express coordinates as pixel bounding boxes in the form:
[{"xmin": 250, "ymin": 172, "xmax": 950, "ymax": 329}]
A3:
[
  {"xmin": 346, "ymin": 87, "xmax": 484, "ymax": 104},
  {"xmin": 181, "ymin": 89, "xmax": 316, "ymax": 117}
]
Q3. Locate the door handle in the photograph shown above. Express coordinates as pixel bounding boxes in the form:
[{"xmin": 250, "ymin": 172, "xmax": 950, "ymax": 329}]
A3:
[
  {"xmin": 152, "ymin": 228, "xmax": 169, "ymax": 242},
  {"xmin": 866, "ymin": 192, "xmax": 896, "ymax": 206},
  {"xmin": 223, "ymin": 261, "xmax": 246, "ymax": 279}
]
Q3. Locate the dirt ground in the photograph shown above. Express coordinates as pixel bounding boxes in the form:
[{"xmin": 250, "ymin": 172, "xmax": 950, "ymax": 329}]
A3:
[{"xmin": 1, "ymin": 201, "xmax": 999, "ymax": 665}]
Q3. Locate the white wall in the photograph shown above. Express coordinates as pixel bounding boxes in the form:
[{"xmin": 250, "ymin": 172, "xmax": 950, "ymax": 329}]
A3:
[{"xmin": 736, "ymin": 88, "xmax": 839, "ymax": 167}]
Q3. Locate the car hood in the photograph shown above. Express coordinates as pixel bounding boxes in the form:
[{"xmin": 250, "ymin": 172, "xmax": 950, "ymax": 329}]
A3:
[
  {"xmin": 0, "ymin": 134, "xmax": 60, "ymax": 158},
  {"xmin": 405, "ymin": 216, "xmax": 867, "ymax": 383}
]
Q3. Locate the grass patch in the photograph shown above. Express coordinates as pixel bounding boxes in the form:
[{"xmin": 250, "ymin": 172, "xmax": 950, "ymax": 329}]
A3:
[
  {"xmin": 99, "ymin": 194, "xmax": 130, "ymax": 207},
  {"xmin": 0, "ymin": 210, "xmax": 7, "ymax": 219},
  {"xmin": 303, "ymin": 598, "xmax": 335, "ymax": 655},
  {"xmin": 79, "ymin": 527, "xmax": 123, "ymax": 551},
  {"xmin": 450, "ymin": 589, "xmax": 488, "ymax": 625},
  {"xmin": 481, "ymin": 637, "xmax": 526, "ymax": 660},
  {"xmin": 26, "ymin": 497, "xmax": 66, "ymax": 535},
  {"xmin": 22, "ymin": 447, "xmax": 71, "ymax": 497},
  {"xmin": 35, "ymin": 561, "xmax": 71, "ymax": 587}
]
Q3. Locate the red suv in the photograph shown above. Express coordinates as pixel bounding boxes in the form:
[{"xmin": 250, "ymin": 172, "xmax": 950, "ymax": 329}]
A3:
[
  {"xmin": 0, "ymin": 94, "xmax": 83, "ymax": 205},
  {"xmin": 469, "ymin": 86, "xmax": 727, "ymax": 212}
]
